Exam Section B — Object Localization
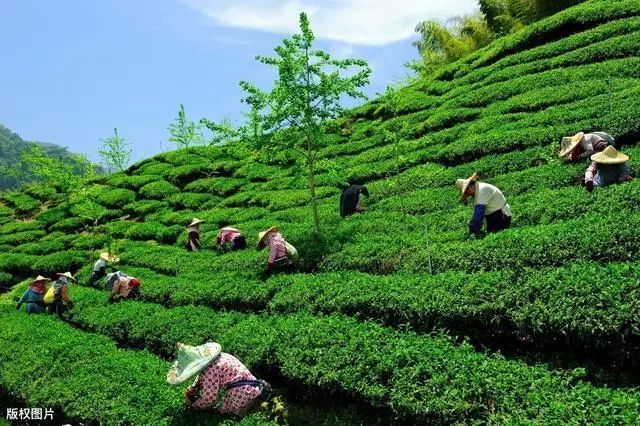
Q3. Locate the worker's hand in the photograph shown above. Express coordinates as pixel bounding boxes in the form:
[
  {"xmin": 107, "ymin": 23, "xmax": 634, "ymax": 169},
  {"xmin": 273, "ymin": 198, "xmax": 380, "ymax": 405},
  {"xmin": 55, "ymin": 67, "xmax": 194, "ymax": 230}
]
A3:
[
  {"xmin": 266, "ymin": 263, "xmax": 273, "ymax": 271},
  {"xmin": 585, "ymin": 181, "xmax": 594, "ymax": 193},
  {"xmin": 186, "ymin": 386, "xmax": 199, "ymax": 404},
  {"xmin": 15, "ymin": 303, "xmax": 21, "ymax": 310}
]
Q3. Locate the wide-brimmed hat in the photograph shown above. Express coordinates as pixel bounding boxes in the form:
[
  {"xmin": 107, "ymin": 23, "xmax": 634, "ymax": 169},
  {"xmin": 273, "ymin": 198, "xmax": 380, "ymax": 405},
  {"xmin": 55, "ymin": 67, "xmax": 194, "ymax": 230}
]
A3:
[
  {"xmin": 256, "ymin": 226, "xmax": 278, "ymax": 250},
  {"xmin": 558, "ymin": 132, "xmax": 585, "ymax": 157},
  {"xmin": 30, "ymin": 275, "xmax": 51, "ymax": 285},
  {"xmin": 166, "ymin": 342, "xmax": 222, "ymax": 385},
  {"xmin": 188, "ymin": 218, "xmax": 204, "ymax": 227},
  {"xmin": 220, "ymin": 226, "xmax": 240, "ymax": 234},
  {"xmin": 56, "ymin": 272, "xmax": 77, "ymax": 282},
  {"xmin": 591, "ymin": 146, "xmax": 628, "ymax": 164},
  {"xmin": 455, "ymin": 173, "xmax": 479, "ymax": 200},
  {"xmin": 100, "ymin": 252, "xmax": 120, "ymax": 263}
]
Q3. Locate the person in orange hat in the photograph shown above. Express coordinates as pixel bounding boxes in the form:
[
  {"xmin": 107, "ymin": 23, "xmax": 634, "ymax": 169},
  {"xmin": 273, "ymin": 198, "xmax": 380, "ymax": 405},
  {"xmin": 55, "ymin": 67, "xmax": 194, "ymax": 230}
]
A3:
[
  {"xmin": 216, "ymin": 227, "xmax": 246, "ymax": 253},
  {"xmin": 16, "ymin": 275, "xmax": 51, "ymax": 314},
  {"xmin": 455, "ymin": 173, "xmax": 512, "ymax": 234},
  {"xmin": 584, "ymin": 146, "xmax": 633, "ymax": 192}
]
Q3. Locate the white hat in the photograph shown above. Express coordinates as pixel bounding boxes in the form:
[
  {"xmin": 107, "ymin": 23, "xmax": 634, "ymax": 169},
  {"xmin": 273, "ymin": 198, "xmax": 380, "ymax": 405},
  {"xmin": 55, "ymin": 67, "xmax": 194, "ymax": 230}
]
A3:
[
  {"xmin": 188, "ymin": 218, "xmax": 204, "ymax": 227},
  {"xmin": 454, "ymin": 173, "xmax": 479, "ymax": 200},
  {"xmin": 56, "ymin": 272, "xmax": 77, "ymax": 282},
  {"xmin": 590, "ymin": 146, "xmax": 629, "ymax": 165},
  {"xmin": 100, "ymin": 252, "xmax": 120, "ymax": 263},
  {"xmin": 256, "ymin": 226, "xmax": 278, "ymax": 250},
  {"xmin": 166, "ymin": 342, "xmax": 222, "ymax": 385}
]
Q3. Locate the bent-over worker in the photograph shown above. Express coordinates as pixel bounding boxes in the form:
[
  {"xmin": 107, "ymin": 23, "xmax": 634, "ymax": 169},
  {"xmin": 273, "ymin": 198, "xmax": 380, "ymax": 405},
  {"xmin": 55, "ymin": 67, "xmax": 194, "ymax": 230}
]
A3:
[
  {"xmin": 167, "ymin": 342, "xmax": 272, "ymax": 416},
  {"xmin": 91, "ymin": 252, "xmax": 119, "ymax": 286},
  {"xmin": 16, "ymin": 275, "xmax": 51, "ymax": 314},
  {"xmin": 455, "ymin": 173, "xmax": 512, "ymax": 234},
  {"xmin": 340, "ymin": 183, "xmax": 369, "ymax": 217},
  {"xmin": 256, "ymin": 226, "xmax": 297, "ymax": 278},
  {"xmin": 584, "ymin": 146, "xmax": 633, "ymax": 192},
  {"xmin": 46, "ymin": 272, "xmax": 76, "ymax": 318},
  {"xmin": 185, "ymin": 218, "xmax": 204, "ymax": 252},
  {"xmin": 107, "ymin": 272, "xmax": 141, "ymax": 301},
  {"xmin": 559, "ymin": 131, "xmax": 614, "ymax": 162},
  {"xmin": 217, "ymin": 227, "xmax": 247, "ymax": 253}
]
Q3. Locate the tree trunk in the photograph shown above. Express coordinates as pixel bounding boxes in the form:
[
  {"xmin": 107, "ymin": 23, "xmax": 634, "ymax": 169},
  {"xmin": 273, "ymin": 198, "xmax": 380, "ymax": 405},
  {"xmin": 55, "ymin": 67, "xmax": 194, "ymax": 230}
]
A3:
[{"xmin": 306, "ymin": 136, "xmax": 321, "ymax": 235}]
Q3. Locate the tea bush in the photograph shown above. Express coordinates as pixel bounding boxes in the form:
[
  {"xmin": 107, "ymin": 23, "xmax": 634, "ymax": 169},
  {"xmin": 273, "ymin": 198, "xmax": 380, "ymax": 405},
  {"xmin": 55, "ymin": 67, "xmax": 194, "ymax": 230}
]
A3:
[{"xmin": 139, "ymin": 180, "xmax": 180, "ymax": 200}]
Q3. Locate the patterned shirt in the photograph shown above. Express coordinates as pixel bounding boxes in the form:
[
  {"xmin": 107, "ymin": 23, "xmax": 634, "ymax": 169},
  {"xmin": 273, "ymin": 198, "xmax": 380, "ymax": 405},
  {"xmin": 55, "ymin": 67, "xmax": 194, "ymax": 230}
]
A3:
[
  {"xmin": 187, "ymin": 353, "xmax": 261, "ymax": 415},
  {"xmin": 110, "ymin": 277, "xmax": 137, "ymax": 299},
  {"xmin": 585, "ymin": 162, "xmax": 631, "ymax": 187},
  {"xmin": 218, "ymin": 229, "xmax": 241, "ymax": 245},
  {"xmin": 568, "ymin": 133, "xmax": 611, "ymax": 161},
  {"xmin": 266, "ymin": 233, "xmax": 288, "ymax": 265}
]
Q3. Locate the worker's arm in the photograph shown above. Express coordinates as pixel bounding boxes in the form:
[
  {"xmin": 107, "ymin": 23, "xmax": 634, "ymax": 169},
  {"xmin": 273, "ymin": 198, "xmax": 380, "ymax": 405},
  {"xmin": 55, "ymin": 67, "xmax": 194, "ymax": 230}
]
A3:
[
  {"xmin": 266, "ymin": 240, "xmax": 277, "ymax": 269},
  {"xmin": 469, "ymin": 205, "xmax": 486, "ymax": 233},
  {"xmin": 585, "ymin": 162, "xmax": 597, "ymax": 192},
  {"xmin": 579, "ymin": 142, "xmax": 595, "ymax": 159},
  {"xmin": 16, "ymin": 289, "xmax": 28, "ymax": 309},
  {"xmin": 109, "ymin": 280, "xmax": 122, "ymax": 299},
  {"xmin": 60, "ymin": 285, "xmax": 72, "ymax": 304},
  {"xmin": 188, "ymin": 374, "xmax": 220, "ymax": 410}
]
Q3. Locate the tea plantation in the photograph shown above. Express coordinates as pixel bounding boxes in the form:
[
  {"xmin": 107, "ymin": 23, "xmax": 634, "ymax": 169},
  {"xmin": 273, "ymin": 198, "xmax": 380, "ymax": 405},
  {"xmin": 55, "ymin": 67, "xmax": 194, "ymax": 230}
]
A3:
[{"xmin": 2, "ymin": 0, "xmax": 640, "ymax": 424}]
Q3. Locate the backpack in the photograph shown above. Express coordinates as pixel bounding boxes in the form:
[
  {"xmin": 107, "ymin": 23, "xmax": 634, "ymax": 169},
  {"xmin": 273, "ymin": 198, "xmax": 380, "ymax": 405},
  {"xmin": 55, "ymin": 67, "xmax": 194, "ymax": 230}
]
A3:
[
  {"xmin": 43, "ymin": 286, "xmax": 55, "ymax": 304},
  {"xmin": 284, "ymin": 241, "xmax": 299, "ymax": 262}
]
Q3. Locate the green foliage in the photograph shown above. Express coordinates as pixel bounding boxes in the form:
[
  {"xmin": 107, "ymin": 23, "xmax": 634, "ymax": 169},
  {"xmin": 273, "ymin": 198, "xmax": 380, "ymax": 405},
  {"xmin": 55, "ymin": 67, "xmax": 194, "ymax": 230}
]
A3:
[
  {"xmin": 239, "ymin": 12, "xmax": 371, "ymax": 233},
  {"xmin": 184, "ymin": 177, "xmax": 247, "ymax": 196},
  {"xmin": 168, "ymin": 104, "xmax": 202, "ymax": 153},
  {"xmin": 123, "ymin": 200, "xmax": 169, "ymax": 217},
  {"xmin": 95, "ymin": 187, "xmax": 137, "ymax": 208},
  {"xmin": 1, "ymin": 192, "xmax": 40, "ymax": 217},
  {"xmin": 99, "ymin": 128, "xmax": 132, "ymax": 173},
  {"xmin": 139, "ymin": 180, "xmax": 180, "ymax": 200}
]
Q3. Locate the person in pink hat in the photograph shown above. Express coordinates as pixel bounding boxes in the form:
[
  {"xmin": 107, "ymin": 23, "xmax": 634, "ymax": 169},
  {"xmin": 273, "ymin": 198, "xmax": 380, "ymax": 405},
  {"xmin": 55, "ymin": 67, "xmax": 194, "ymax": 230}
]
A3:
[{"xmin": 216, "ymin": 227, "xmax": 247, "ymax": 253}]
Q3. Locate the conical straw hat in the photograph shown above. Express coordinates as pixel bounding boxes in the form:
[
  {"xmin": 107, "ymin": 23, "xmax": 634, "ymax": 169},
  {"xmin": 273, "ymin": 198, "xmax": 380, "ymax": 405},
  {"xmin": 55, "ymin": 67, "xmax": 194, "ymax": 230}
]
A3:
[
  {"xmin": 188, "ymin": 218, "xmax": 204, "ymax": 227},
  {"xmin": 256, "ymin": 226, "xmax": 278, "ymax": 250},
  {"xmin": 56, "ymin": 272, "xmax": 77, "ymax": 282},
  {"xmin": 591, "ymin": 146, "xmax": 628, "ymax": 164},
  {"xmin": 558, "ymin": 132, "xmax": 584, "ymax": 157},
  {"xmin": 166, "ymin": 342, "xmax": 222, "ymax": 385},
  {"xmin": 100, "ymin": 252, "xmax": 120, "ymax": 263},
  {"xmin": 30, "ymin": 275, "xmax": 51, "ymax": 285},
  {"xmin": 454, "ymin": 173, "xmax": 479, "ymax": 200}
]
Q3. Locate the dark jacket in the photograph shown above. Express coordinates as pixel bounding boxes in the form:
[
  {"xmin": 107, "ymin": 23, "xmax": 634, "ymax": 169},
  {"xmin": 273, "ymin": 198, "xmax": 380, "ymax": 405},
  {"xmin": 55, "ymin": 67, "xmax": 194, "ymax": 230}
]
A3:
[{"xmin": 340, "ymin": 185, "xmax": 369, "ymax": 217}]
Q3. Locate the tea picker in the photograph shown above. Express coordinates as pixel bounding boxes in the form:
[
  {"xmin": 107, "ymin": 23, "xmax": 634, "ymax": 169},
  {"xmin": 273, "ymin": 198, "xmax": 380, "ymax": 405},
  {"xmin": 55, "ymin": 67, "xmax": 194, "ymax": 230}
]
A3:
[
  {"xmin": 256, "ymin": 226, "xmax": 298, "ymax": 280},
  {"xmin": 185, "ymin": 218, "xmax": 204, "ymax": 252},
  {"xmin": 45, "ymin": 272, "xmax": 76, "ymax": 318},
  {"xmin": 455, "ymin": 173, "xmax": 512, "ymax": 234},
  {"xmin": 16, "ymin": 275, "xmax": 51, "ymax": 314},
  {"xmin": 106, "ymin": 271, "xmax": 141, "ymax": 302},
  {"xmin": 584, "ymin": 146, "xmax": 633, "ymax": 192},
  {"xmin": 91, "ymin": 252, "xmax": 119, "ymax": 287},
  {"xmin": 559, "ymin": 131, "xmax": 615, "ymax": 162},
  {"xmin": 167, "ymin": 342, "xmax": 275, "ymax": 416},
  {"xmin": 340, "ymin": 183, "xmax": 370, "ymax": 217},
  {"xmin": 216, "ymin": 227, "xmax": 247, "ymax": 253}
]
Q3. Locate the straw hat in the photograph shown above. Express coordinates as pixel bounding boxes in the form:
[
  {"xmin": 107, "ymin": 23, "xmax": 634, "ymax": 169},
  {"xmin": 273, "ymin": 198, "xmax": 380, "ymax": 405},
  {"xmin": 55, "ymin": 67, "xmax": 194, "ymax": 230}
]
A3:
[
  {"xmin": 100, "ymin": 252, "xmax": 120, "ymax": 263},
  {"xmin": 558, "ymin": 132, "xmax": 584, "ymax": 157},
  {"xmin": 591, "ymin": 146, "xmax": 628, "ymax": 165},
  {"xmin": 166, "ymin": 342, "xmax": 222, "ymax": 385},
  {"xmin": 30, "ymin": 275, "xmax": 51, "ymax": 285},
  {"xmin": 56, "ymin": 272, "xmax": 77, "ymax": 282},
  {"xmin": 220, "ymin": 226, "xmax": 240, "ymax": 232},
  {"xmin": 455, "ymin": 173, "xmax": 479, "ymax": 200},
  {"xmin": 188, "ymin": 218, "xmax": 204, "ymax": 227},
  {"xmin": 256, "ymin": 226, "xmax": 278, "ymax": 250}
]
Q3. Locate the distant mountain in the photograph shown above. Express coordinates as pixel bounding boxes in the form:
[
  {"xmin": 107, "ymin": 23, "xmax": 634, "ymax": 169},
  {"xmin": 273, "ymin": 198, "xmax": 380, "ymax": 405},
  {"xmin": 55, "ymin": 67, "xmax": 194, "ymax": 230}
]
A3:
[{"xmin": 0, "ymin": 123, "xmax": 99, "ymax": 191}]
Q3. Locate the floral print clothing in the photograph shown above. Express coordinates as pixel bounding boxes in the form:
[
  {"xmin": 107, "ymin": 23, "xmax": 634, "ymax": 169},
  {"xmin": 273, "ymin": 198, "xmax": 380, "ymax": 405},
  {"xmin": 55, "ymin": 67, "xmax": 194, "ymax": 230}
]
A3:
[{"xmin": 187, "ymin": 353, "xmax": 261, "ymax": 415}]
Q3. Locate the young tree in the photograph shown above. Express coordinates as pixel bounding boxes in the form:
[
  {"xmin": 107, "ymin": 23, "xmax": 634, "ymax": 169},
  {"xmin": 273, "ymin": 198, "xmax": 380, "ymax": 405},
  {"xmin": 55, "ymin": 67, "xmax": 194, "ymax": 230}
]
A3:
[
  {"xmin": 99, "ymin": 128, "xmax": 132, "ymax": 173},
  {"xmin": 200, "ymin": 116, "xmax": 238, "ymax": 146},
  {"xmin": 240, "ymin": 12, "xmax": 371, "ymax": 234},
  {"xmin": 168, "ymin": 104, "xmax": 202, "ymax": 154},
  {"xmin": 18, "ymin": 146, "xmax": 92, "ymax": 210}
]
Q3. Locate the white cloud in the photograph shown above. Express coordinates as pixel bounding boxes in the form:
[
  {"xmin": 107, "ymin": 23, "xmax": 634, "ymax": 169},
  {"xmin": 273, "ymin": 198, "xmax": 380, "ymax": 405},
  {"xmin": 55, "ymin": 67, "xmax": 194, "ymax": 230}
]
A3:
[{"xmin": 180, "ymin": 0, "xmax": 479, "ymax": 46}]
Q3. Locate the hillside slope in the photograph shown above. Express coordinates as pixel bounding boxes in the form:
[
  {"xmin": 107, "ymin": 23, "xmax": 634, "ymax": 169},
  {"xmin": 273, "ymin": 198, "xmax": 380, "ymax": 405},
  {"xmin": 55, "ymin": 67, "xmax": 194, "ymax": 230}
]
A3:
[{"xmin": 2, "ymin": 0, "xmax": 640, "ymax": 424}]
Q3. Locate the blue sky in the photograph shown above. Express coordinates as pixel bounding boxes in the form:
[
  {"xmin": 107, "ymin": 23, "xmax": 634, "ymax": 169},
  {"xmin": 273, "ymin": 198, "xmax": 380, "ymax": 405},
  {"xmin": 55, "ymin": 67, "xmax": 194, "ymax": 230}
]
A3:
[{"xmin": 0, "ymin": 0, "xmax": 477, "ymax": 164}]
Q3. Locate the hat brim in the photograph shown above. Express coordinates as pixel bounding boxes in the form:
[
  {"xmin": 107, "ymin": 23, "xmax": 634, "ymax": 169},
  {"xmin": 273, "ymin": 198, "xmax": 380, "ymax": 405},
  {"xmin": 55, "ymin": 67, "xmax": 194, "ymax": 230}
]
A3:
[
  {"xmin": 558, "ymin": 132, "xmax": 584, "ymax": 157},
  {"xmin": 256, "ymin": 226, "xmax": 278, "ymax": 250},
  {"xmin": 30, "ymin": 276, "xmax": 51, "ymax": 285},
  {"xmin": 459, "ymin": 173, "xmax": 478, "ymax": 200},
  {"xmin": 100, "ymin": 253, "xmax": 120, "ymax": 263},
  {"xmin": 56, "ymin": 273, "xmax": 77, "ymax": 282},
  {"xmin": 591, "ymin": 152, "xmax": 629, "ymax": 164},
  {"xmin": 166, "ymin": 342, "xmax": 221, "ymax": 385}
]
